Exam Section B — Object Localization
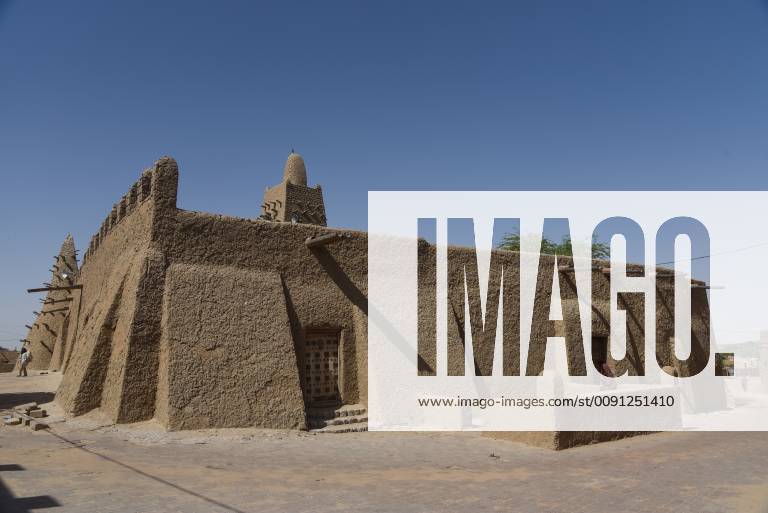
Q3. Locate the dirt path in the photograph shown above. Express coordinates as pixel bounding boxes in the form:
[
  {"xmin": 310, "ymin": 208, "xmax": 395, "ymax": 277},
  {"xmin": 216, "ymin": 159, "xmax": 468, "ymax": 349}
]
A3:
[{"xmin": 1, "ymin": 371, "xmax": 767, "ymax": 513}]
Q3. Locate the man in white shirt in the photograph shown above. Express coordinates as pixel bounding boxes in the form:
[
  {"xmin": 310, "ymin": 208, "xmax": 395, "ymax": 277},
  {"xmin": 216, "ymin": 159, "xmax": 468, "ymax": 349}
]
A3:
[{"xmin": 17, "ymin": 348, "xmax": 32, "ymax": 377}]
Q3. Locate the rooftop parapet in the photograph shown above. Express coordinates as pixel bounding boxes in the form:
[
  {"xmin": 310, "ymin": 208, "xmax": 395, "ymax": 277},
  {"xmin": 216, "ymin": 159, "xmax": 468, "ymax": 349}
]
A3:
[{"xmin": 82, "ymin": 157, "xmax": 178, "ymax": 265}]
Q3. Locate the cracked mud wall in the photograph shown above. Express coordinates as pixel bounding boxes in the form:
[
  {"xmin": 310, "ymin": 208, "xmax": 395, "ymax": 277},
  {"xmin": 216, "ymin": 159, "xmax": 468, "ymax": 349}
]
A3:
[
  {"xmin": 162, "ymin": 211, "xmax": 369, "ymax": 416},
  {"xmin": 112, "ymin": 249, "xmax": 167, "ymax": 422},
  {"xmin": 50, "ymin": 156, "xmax": 711, "ymax": 432},
  {"xmin": 55, "ymin": 157, "xmax": 373, "ymax": 429},
  {"xmin": 48, "ymin": 311, "xmax": 70, "ymax": 371},
  {"xmin": 159, "ymin": 263, "xmax": 305, "ymax": 430},
  {"xmin": 352, "ymin": 305, "xmax": 368, "ymax": 407},
  {"xmin": 55, "ymin": 158, "xmax": 177, "ymax": 421},
  {"xmin": 415, "ymin": 242, "xmax": 711, "ymax": 379},
  {"xmin": 62, "ymin": 280, "xmax": 125, "ymax": 415},
  {"xmin": 55, "ymin": 202, "xmax": 153, "ymax": 417},
  {"xmin": 59, "ymin": 289, "xmax": 83, "ymax": 373},
  {"xmin": 96, "ymin": 249, "xmax": 167, "ymax": 423}
]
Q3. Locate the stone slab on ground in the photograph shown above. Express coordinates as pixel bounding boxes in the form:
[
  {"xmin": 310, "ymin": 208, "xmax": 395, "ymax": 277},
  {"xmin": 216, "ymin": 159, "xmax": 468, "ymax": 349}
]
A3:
[
  {"xmin": 30, "ymin": 420, "xmax": 49, "ymax": 431},
  {"xmin": 13, "ymin": 402, "xmax": 37, "ymax": 413}
]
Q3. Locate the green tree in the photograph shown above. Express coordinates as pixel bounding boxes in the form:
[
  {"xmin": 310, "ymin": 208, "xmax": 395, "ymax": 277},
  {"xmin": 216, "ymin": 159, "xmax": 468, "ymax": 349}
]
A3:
[{"xmin": 497, "ymin": 234, "xmax": 610, "ymax": 259}]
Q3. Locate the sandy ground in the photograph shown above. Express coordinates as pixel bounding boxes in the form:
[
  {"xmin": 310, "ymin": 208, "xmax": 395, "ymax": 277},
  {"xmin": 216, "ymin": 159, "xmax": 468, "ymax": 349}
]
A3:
[{"xmin": 1, "ymin": 371, "xmax": 768, "ymax": 513}]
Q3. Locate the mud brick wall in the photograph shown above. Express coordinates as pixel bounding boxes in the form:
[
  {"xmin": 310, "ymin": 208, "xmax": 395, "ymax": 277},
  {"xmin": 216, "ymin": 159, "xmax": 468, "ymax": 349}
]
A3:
[{"xmin": 52, "ymin": 155, "xmax": 710, "ymax": 431}]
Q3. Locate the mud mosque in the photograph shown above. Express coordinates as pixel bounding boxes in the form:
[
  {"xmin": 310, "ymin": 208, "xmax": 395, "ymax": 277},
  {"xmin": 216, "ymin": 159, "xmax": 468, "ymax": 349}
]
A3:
[{"xmin": 17, "ymin": 153, "xmax": 713, "ymax": 447}]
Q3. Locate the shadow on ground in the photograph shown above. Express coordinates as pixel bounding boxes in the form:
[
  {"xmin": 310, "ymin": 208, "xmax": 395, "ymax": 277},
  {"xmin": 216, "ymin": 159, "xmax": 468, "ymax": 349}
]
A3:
[
  {"xmin": 0, "ymin": 392, "xmax": 55, "ymax": 410},
  {"xmin": 0, "ymin": 464, "xmax": 60, "ymax": 512}
]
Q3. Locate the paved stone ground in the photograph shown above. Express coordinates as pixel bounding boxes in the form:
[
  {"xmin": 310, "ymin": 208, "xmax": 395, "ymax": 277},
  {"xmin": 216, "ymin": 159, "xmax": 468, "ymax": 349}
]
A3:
[{"xmin": 1, "ymin": 372, "xmax": 767, "ymax": 513}]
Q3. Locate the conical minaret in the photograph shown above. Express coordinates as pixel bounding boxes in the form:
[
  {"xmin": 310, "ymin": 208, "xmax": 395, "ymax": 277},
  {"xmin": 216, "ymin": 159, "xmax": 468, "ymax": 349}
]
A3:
[
  {"xmin": 21, "ymin": 234, "xmax": 79, "ymax": 371},
  {"xmin": 54, "ymin": 234, "xmax": 78, "ymax": 286},
  {"xmin": 260, "ymin": 151, "xmax": 327, "ymax": 225}
]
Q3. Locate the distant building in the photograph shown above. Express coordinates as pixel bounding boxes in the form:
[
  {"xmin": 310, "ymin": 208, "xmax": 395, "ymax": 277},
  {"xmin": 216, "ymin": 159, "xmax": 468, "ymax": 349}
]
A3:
[
  {"xmin": 21, "ymin": 235, "xmax": 79, "ymax": 371},
  {"xmin": 0, "ymin": 347, "xmax": 20, "ymax": 373}
]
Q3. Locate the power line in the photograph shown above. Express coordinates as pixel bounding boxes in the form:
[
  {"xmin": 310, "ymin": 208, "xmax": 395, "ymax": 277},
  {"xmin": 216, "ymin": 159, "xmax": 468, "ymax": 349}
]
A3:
[{"xmin": 655, "ymin": 240, "xmax": 768, "ymax": 267}]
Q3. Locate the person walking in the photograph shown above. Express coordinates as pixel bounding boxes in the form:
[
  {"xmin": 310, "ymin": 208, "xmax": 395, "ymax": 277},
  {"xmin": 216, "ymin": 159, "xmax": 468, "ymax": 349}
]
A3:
[{"xmin": 17, "ymin": 348, "xmax": 32, "ymax": 377}]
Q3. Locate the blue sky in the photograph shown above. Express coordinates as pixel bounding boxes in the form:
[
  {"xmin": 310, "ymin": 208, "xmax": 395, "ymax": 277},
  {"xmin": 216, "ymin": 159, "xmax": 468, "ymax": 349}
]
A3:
[{"xmin": 1, "ymin": 1, "xmax": 768, "ymax": 348}]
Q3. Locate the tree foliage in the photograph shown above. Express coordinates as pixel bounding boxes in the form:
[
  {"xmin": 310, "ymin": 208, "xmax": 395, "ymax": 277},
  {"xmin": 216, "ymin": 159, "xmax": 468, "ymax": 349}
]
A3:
[{"xmin": 497, "ymin": 234, "xmax": 610, "ymax": 259}]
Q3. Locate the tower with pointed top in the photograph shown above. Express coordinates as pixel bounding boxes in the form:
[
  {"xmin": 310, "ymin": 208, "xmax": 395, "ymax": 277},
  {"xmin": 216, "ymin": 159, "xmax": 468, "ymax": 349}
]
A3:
[
  {"xmin": 21, "ymin": 234, "xmax": 79, "ymax": 370},
  {"xmin": 54, "ymin": 234, "xmax": 79, "ymax": 286},
  {"xmin": 261, "ymin": 151, "xmax": 327, "ymax": 226}
]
